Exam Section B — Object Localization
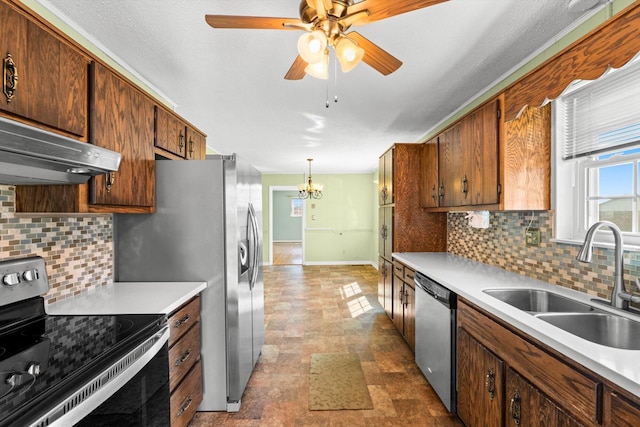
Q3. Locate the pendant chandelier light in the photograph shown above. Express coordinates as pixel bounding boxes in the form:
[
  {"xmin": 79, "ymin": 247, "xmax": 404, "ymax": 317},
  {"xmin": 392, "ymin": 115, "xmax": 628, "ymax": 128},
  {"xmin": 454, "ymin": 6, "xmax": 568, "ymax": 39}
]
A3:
[{"xmin": 298, "ymin": 158, "xmax": 324, "ymax": 199}]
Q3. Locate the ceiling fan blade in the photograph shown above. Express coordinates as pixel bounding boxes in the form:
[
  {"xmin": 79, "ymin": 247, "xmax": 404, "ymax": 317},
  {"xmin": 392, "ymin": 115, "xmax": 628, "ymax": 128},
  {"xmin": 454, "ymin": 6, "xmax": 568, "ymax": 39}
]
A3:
[
  {"xmin": 285, "ymin": 55, "xmax": 307, "ymax": 80},
  {"xmin": 347, "ymin": 0, "xmax": 448, "ymax": 24},
  {"xmin": 348, "ymin": 32, "xmax": 402, "ymax": 75},
  {"xmin": 205, "ymin": 15, "xmax": 303, "ymax": 30}
]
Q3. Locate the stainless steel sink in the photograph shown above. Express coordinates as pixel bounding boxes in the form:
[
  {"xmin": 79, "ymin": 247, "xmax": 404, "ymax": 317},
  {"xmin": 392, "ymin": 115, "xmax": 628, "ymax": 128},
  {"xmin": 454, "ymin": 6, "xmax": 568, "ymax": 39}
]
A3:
[
  {"xmin": 535, "ymin": 313, "xmax": 640, "ymax": 350},
  {"xmin": 483, "ymin": 288, "xmax": 597, "ymax": 313}
]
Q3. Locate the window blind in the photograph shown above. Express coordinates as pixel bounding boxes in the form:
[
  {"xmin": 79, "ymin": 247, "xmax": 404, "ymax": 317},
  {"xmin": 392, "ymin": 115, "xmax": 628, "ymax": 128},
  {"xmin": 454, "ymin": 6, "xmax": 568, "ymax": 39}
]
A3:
[{"xmin": 558, "ymin": 57, "xmax": 640, "ymax": 160}]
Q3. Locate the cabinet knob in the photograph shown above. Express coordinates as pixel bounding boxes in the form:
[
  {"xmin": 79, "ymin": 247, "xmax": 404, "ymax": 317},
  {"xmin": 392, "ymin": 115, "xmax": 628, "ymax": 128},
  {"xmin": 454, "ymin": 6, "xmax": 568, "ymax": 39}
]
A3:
[
  {"xmin": 105, "ymin": 172, "xmax": 115, "ymax": 193},
  {"xmin": 179, "ymin": 130, "xmax": 185, "ymax": 150},
  {"xmin": 439, "ymin": 185, "xmax": 444, "ymax": 199},
  {"xmin": 485, "ymin": 367, "xmax": 496, "ymax": 400},
  {"xmin": 188, "ymin": 137, "xmax": 194, "ymax": 157},
  {"xmin": 176, "ymin": 394, "xmax": 193, "ymax": 417},
  {"xmin": 3, "ymin": 53, "xmax": 18, "ymax": 103},
  {"xmin": 462, "ymin": 175, "xmax": 469, "ymax": 196},
  {"xmin": 175, "ymin": 349, "xmax": 191, "ymax": 367},
  {"xmin": 510, "ymin": 390, "xmax": 521, "ymax": 426},
  {"xmin": 173, "ymin": 313, "xmax": 191, "ymax": 329}
]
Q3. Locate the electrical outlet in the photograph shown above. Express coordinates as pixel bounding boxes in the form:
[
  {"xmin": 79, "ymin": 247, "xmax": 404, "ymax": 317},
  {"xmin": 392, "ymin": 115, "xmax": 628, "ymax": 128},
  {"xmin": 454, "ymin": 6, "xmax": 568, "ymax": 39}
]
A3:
[{"xmin": 525, "ymin": 228, "xmax": 540, "ymax": 246}]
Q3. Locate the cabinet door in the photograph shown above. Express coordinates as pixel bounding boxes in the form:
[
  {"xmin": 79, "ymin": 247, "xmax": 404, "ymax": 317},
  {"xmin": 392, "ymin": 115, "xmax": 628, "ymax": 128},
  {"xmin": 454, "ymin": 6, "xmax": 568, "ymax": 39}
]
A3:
[
  {"xmin": 186, "ymin": 125, "xmax": 206, "ymax": 160},
  {"xmin": 439, "ymin": 123, "xmax": 462, "ymax": 207},
  {"xmin": 0, "ymin": 2, "xmax": 28, "ymax": 117},
  {"xmin": 609, "ymin": 392, "xmax": 640, "ymax": 427},
  {"xmin": 384, "ymin": 148, "xmax": 394, "ymax": 204},
  {"xmin": 379, "ymin": 148, "xmax": 394, "ymax": 205},
  {"xmin": 403, "ymin": 283, "xmax": 415, "ymax": 351},
  {"xmin": 91, "ymin": 62, "xmax": 155, "ymax": 207},
  {"xmin": 457, "ymin": 328, "xmax": 504, "ymax": 427},
  {"xmin": 421, "ymin": 136, "xmax": 439, "ymax": 208},
  {"xmin": 506, "ymin": 368, "xmax": 558, "ymax": 427},
  {"xmin": 378, "ymin": 206, "xmax": 393, "ymax": 259},
  {"xmin": 26, "ymin": 22, "xmax": 88, "ymax": 137},
  {"xmin": 392, "ymin": 279, "xmax": 404, "ymax": 333},
  {"xmin": 383, "ymin": 258, "xmax": 393, "ymax": 318},
  {"xmin": 474, "ymin": 98, "xmax": 500, "ymax": 205},
  {"xmin": 155, "ymin": 106, "xmax": 186, "ymax": 157}
]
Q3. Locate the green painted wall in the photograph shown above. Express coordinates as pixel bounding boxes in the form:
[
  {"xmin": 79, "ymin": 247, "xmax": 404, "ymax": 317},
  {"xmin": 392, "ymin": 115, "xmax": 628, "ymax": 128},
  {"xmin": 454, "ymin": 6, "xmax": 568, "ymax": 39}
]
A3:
[
  {"xmin": 273, "ymin": 191, "xmax": 302, "ymax": 241},
  {"xmin": 262, "ymin": 174, "xmax": 377, "ymax": 265}
]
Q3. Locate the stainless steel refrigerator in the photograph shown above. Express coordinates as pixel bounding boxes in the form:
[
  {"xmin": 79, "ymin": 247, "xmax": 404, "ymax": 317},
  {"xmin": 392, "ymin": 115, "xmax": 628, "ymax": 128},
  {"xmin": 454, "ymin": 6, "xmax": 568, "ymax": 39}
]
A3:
[{"xmin": 114, "ymin": 155, "xmax": 264, "ymax": 412}]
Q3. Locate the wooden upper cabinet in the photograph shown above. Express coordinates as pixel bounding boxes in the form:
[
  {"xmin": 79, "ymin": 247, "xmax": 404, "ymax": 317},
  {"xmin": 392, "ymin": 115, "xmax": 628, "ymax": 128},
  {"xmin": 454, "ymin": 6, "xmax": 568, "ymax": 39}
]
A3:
[
  {"xmin": 462, "ymin": 98, "xmax": 500, "ymax": 206},
  {"xmin": 502, "ymin": 103, "xmax": 551, "ymax": 210},
  {"xmin": 0, "ymin": 1, "xmax": 88, "ymax": 138},
  {"xmin": 185, "ymin": 125, "xmax": 206, "ymax": 160},
  {"xmin": 90, "ymin": 61, "xmax": 155, "ymax": 208},
  {"xmin": 438, "ymin": 122, "xmax": 462, "ymax": 207},
  {"xmin": 420, "ymin": 136, "xmax": 439, "ymax": 208},
  {"xmin": 0, "ymin": 2, "xmax": 28, "ymax": 118},
  {"xmin": 379, "ymin": 147, "xmax": 394, "ymax": 205},
  {"xmin": 155, "ymin": 106, "xmax": 186, "ymax": 158},
  {"xmin": 437, "ymin": 99, "xmax": 500, "ymax": 208}
]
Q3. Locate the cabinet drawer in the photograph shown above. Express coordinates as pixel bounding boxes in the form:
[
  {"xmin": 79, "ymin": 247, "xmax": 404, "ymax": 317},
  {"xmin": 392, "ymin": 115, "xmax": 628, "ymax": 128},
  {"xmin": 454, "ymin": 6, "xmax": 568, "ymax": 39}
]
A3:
[
  {"xmin": 168, "ymin": 296, "xmax": 200, "ymax": 347},
  {"xmin": 403, "ymin": 267, "xmax": 416, "ymax": 286},
  {"xmin": 170, "ymin": 360, "xmax": 203, "ymax": 427},
  {"xmin": 458, "ymin": 300, "xmax": 602, "ymax": 425},
  {"xmin": 169, "ymin": 322, "xmax": 201, "ymax": 391},
  {"xmin": 609, "ymin": 392, "xmax": 640, "ymax": 426},
  {"xmin": 393, "ymin": 262, "xmax": 404, "ymax": 280}
]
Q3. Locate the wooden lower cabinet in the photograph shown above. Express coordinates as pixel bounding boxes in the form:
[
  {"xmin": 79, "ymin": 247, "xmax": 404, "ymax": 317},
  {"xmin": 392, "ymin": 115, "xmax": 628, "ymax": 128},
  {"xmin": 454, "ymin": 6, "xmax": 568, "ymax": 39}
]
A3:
[
  {"xmin": 457, "ymin": 299, "xmax": 602, "ymax": 426},
  {"xmin": 170, "ymin": 360, "xmax": 203, "ymax": 427},
  {"xmin": 392, "ymin": 260, "xmax": 416, "ymax": 351},
  {"xmin": 457, "ymin": 298, "xmax": 640, "ymax": 426},
  {"xmin": 506, "ymin": 368, "xmax": 581, "ymax": 427},
  {"xmin": 167, "ymin": 296, "xmax": 202, "ymax": 427},
  {"xmin": 457, "ymin": 328, "xmax": 504, "ymax": 427},
  {"xmin": 378, "ymin": 257, "xmax": 393, "ymax": 318},
  {"xmin": 606, "ymin": 391, "xmax": 640, "ymax": 427}
]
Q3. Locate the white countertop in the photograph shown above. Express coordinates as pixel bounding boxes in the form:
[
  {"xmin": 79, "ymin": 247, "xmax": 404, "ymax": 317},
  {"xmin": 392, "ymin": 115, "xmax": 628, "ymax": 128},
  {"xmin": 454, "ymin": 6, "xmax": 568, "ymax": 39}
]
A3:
[
  {"xmin": 392, "ymin": 252, "xmax": 640, "ymax": 398},
  {"xmin": 47, "ymin": 281, "xmax": 207, "ymax": 315}
]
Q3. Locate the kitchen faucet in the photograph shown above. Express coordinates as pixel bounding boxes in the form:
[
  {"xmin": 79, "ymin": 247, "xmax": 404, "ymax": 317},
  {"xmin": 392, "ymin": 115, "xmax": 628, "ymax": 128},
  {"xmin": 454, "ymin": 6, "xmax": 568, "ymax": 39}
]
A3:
[{"xmin": 576, "ymin": 221, "xmax": 640, "ymax": 310}]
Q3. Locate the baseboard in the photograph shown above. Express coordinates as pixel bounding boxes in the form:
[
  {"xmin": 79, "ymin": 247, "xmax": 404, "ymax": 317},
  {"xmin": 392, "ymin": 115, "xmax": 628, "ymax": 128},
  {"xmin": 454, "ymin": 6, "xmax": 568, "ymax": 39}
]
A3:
[{"xmin": 303, "ymin": 260, "xmax": 377, "ymax": 267}]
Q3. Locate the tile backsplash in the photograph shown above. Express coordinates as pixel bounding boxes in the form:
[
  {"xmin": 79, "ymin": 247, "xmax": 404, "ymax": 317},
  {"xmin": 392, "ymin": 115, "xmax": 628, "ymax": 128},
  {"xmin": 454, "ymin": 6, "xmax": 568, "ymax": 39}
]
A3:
[
  {"xmin": 0, "ymin": 185, "xmax": 113, "ymax": 304},
  {"xmin": 447, "ymin": 211, "xmax": 640, "ymax": 300},
  {"xmin": 4, "ymin": 179, "xmax": 639, "ymax": 306}
]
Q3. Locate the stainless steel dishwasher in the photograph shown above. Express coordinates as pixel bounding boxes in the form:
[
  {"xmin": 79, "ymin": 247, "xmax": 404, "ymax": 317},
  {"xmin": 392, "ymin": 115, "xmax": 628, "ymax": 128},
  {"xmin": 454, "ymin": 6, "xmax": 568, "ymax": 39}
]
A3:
[{"xmin": 414, "ymin": 271, "xmax": 457, "ymax": 412}]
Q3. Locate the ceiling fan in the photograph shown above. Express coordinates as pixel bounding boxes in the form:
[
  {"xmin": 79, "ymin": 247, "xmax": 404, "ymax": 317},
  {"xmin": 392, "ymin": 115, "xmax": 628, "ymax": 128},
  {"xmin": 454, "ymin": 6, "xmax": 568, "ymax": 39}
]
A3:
[{"xmin": 205, "ymin": 0, "xmax": 448, "ymax": 80}]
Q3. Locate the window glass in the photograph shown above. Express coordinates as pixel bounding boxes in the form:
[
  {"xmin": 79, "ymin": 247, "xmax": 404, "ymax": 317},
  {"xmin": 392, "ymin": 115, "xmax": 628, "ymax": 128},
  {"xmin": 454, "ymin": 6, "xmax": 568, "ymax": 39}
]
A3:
[{"xmin": 290, "ymin": 198, "xmax": 303, "ymax": 217}]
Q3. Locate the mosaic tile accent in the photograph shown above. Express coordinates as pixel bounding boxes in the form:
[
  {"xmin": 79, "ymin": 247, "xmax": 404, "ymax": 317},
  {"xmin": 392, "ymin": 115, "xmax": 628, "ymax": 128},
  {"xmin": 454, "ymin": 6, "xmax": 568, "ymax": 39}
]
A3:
[
  {"xmin": 447, "ymin": 211, "xmax": 640, "ymax": 303},
  {"xmin": 0, "ymin": 185, "xmax": 113, "ymax": 304}
]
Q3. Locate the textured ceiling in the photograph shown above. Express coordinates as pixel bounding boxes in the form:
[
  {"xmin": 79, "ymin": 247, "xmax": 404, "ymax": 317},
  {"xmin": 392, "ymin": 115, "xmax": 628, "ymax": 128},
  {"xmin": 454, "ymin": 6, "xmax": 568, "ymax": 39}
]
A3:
[{"xmin": 35, "ymin": 0, "xmax": 606, "ymax": 174}]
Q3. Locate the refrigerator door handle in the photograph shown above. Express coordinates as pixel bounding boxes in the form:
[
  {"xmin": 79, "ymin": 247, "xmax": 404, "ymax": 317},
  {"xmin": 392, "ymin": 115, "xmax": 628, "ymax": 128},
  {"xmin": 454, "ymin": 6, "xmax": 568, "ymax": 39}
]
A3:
[{"xmin": 248, "ymin": 203, "xmax": 260, "ymax": 290}]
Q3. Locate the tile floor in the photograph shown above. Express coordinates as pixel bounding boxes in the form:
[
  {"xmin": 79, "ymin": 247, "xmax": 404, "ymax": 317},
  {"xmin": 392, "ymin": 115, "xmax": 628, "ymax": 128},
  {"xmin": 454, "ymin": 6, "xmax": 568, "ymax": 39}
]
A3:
[{"xmin": 191, "ymin": 265, "xmax": 463, "ymax": 426}]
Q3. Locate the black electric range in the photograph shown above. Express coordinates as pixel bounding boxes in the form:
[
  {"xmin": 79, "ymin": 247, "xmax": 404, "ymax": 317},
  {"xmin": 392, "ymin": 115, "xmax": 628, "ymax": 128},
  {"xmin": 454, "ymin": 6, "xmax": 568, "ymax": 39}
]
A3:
[{"xmin": 0, "ymin": 257, "xmax": 169, "ymax": 427}]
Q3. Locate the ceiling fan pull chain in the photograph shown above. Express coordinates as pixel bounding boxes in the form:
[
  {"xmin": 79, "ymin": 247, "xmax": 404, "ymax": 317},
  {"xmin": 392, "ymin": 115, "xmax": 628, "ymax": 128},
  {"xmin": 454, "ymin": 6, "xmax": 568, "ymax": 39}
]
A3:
[
  {"xmin": 325, "ymin": 75, "xmax": 330, "ymax": 108},
  {"xmin": 334, "ymin": 53, "xmax": 338, "ymax": 104}
]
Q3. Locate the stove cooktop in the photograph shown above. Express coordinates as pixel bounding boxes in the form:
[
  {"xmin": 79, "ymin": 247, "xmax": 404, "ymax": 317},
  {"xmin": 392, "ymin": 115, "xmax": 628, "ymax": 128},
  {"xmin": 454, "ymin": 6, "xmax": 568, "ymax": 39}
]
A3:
[{"xmin": 0, "ymin": 301, "xmax": 165, "ymax": 427}]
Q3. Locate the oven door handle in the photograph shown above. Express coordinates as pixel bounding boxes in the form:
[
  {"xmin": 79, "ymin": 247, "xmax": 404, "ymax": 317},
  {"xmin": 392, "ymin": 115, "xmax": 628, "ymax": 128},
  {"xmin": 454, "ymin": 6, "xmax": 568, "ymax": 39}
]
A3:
[{"xmin": 37, "ymin": 326, "xmax": 170, "ymax": 427}]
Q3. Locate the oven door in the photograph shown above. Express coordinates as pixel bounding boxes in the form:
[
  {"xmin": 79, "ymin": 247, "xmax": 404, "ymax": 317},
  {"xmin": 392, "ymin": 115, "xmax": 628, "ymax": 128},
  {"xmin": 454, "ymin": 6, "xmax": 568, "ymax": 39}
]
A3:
[
  {"xmin": 40, "ymin": 327, "xmax": 170, "ymax": 427},
  {"xmin": 76, "ymin": 341, "xmax": 170, "ymax": 426}
]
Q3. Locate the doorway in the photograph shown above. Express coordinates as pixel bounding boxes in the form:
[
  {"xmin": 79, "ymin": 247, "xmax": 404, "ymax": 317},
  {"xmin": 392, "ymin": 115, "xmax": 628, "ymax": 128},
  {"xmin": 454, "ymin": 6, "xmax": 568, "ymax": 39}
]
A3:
[{"xmin": 269, "ymin": 186, "xmax": 305, "ymax": 265}]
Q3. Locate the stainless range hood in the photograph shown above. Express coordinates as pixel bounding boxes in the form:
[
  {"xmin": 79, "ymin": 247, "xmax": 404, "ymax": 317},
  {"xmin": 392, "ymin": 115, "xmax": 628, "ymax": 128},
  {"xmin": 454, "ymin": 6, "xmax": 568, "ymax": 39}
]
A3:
[{"xmin": 0, "ymin": 116, "xmax": 121, "ymax": 185}]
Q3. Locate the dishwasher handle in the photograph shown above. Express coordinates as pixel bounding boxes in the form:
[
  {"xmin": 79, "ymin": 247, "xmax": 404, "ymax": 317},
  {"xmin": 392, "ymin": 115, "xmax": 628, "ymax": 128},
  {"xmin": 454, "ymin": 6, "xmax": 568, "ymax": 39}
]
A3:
[{"xmin": 415, "ymin": 272, "xmax": 456, "ymax": 309}]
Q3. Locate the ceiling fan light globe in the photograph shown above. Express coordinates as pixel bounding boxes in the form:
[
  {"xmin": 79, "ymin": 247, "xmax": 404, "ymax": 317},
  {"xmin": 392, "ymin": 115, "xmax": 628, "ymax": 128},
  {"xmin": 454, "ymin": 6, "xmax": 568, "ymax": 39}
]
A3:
[
  {"xmin": 297, "ymin": 30, "xmax": 328, "ymax": 64},
  {"xmin": 335, "ymin": 37, "xmax": 364, "ymax": 72},
  {"xmin": 304, "ymin": 54, "xmax": 329, "ymax": 79}
]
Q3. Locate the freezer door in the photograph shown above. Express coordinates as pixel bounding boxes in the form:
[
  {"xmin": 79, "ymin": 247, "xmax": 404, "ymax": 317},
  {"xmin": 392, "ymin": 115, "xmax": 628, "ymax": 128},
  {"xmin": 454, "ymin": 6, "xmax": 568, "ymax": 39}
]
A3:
[{"xmin": 225, "ymin": 155, "xmax": 264, "ymax": 405}]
